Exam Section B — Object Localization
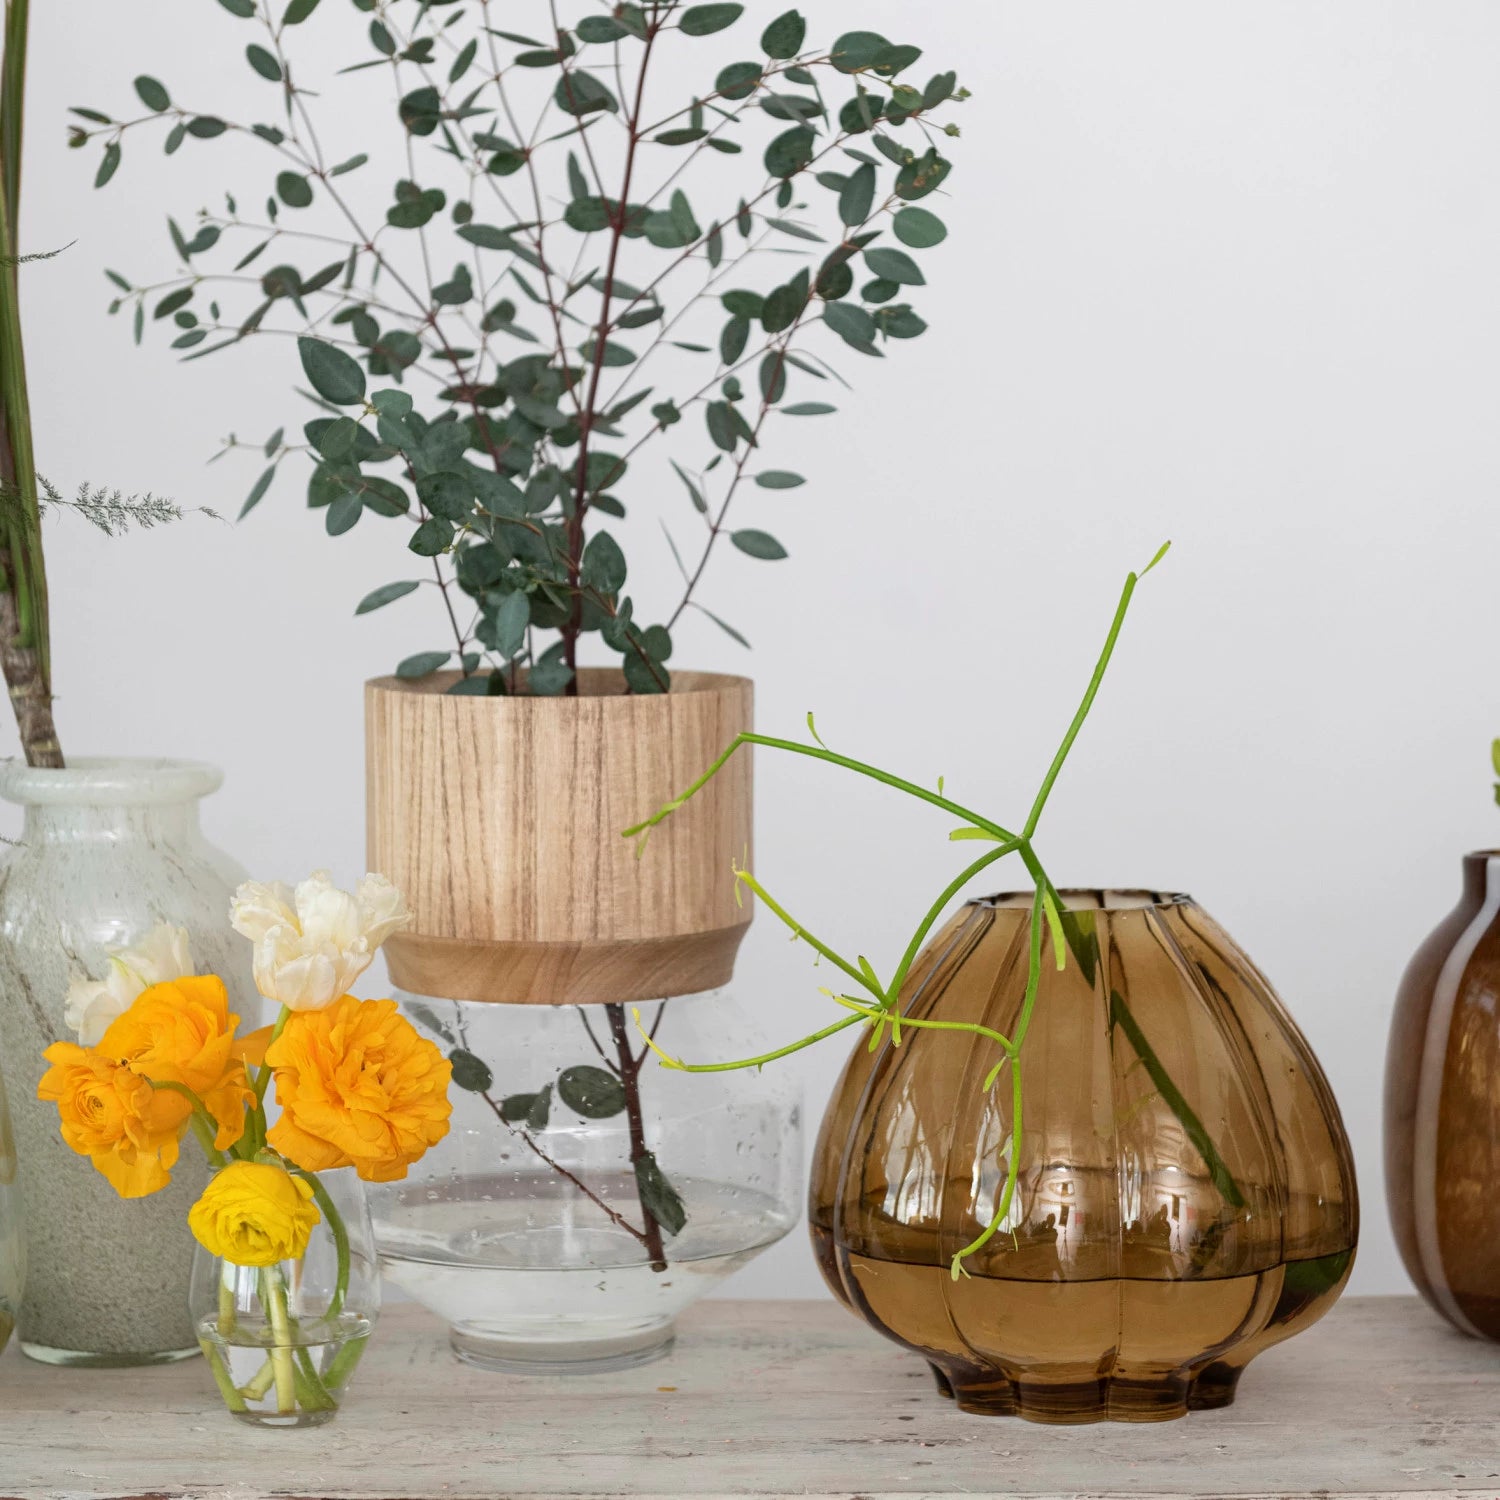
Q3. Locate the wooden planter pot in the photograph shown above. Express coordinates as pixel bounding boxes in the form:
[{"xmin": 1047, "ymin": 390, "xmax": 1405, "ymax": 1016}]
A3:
[{"xmin": 366, "ymin": 669, "xmax": 752, "ymax": 1006}]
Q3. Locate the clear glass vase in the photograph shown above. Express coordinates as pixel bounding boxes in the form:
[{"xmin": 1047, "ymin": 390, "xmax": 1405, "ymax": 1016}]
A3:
[
  {"xmin": 0, "ymin": 758, "xmax": 254, "ymax": 1365},
  {"xmin": 0, "ymin": 1059, "xmax": 23, "ymax": 1355},
  {"xmin": 370, "ymin": 988, "xmax": 801, "ymax": 1373},
  {"xmin": 189, "ymin": 1168, "xmax": 378, "ymax": 1428}
]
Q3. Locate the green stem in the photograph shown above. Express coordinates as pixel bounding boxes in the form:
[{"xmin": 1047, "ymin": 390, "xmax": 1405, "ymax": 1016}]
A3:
[
  {"xmin": 637, "ymin": 1007, "xmax": 867, "ymax": 1073},
  {"xmin": 0, "ymin": 0, "xmax": 61, "ymax": 768},
  {"xmin": 322, "ymin": 1331, "xmax": 368, "ymax": 1394},
  {"xmin": 733, "ymin": 870, "xmax": 881, "ymax": 998},
  {"xmin": 884, "ymin": 840, "xmax": 1022, "ymax": 1000},
  {"xmin": 294, "ymin": 1170, "xmax": 350, "ymax": 1321},
  {"xmin": 252, "ymin": 1005, "xmax": 292, "ymax": 1111},
  {"xmin": 623, "ymin": 732, "xmax": 1016, "ymax": 847},
  {"xmin": 1023, "ymin": 546, "xmax": 1169, "ymax": 840},
  {"xmin": 259, "ymin": 1266, "xmax": 298, "ymax": 1416},
  {"xmin": 1108, "ymin": 989, "xmax": 1246, "ymax": 1211},
  {"xmin": 199, "ymin": 1337, "xmax": 248, "ymax": 1414}
]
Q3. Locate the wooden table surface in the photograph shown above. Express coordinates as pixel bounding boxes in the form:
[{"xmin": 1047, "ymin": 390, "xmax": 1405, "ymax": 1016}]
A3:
[{"xmin": 0, "ymin": 1296, "xmax": 1497, "ymax": 1500}]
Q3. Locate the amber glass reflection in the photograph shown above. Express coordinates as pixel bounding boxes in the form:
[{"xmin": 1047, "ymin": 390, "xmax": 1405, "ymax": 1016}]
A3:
[
  {"xmin": 1385, "ymin": 852, "xmax": 1500, "ymax": 1340},
  {"xmin": 810, "ymin": 890, "xmax": 1357, "ymax": 1424}
]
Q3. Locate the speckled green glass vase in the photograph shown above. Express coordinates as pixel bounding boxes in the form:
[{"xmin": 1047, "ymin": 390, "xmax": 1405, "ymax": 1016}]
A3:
[{"xmin": 0, "ymin": 759, "xmax": 254, "ymax": 1366}]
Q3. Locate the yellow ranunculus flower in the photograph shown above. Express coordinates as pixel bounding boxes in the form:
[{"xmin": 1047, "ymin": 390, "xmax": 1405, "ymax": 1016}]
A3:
[
  {"xmin": 265, "ymin": 996, "xmax": 452, "ymax": 1182},
  {"xmin": 36, "ymin": 1043, "xmax": 186, "ymax": 1198},
  {"xmin": 97, "ymin": 975, "xmax": 254, "ymax": 1150},
  {"xmin": 187, "ymin": 1161, "xmax": 321, "ymax": 1267}
]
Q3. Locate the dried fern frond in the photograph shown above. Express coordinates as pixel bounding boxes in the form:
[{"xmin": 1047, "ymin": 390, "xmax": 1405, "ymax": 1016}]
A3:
[{"xmin": 36, "ymin": 477, "xmax": 222, "ymax": 537}]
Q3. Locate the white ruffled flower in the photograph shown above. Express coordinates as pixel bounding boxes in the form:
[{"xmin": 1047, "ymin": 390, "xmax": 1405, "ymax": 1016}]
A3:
[
  {"xmin": 229, "ymin": 870, "xmax": 412, "ymax": 1012},
  {"xmin": 64, "ymin": 923, "xmax": 195, "ymax": 1046}
]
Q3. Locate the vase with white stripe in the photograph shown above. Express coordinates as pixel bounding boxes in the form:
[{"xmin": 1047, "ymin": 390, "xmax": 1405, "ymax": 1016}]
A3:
[{"xmin": 1386, "ymin": 851, "xmax": 1500, "ymax": 1339}]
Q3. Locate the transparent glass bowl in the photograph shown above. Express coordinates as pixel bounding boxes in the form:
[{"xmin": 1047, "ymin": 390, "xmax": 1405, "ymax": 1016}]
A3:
[{"xmin": 370, "ymin": 988, "xmax": 801, "ymax": 1373}]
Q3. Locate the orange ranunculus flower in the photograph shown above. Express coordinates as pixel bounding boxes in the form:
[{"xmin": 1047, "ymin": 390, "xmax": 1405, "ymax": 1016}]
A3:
[
  {"xmin": 265, "ymin": 996, "xmax": 452, "ymax": 1182},
  {"xmin": 97, "ymin": 975, "xmax": 254, "ymax": 1150},
  {"xmin": 37, "ymin": 1043, "xmax": 187, "ymax": 1198}
]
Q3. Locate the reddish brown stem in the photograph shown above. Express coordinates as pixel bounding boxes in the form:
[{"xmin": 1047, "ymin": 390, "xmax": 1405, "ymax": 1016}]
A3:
[{"xmin": 607, "ymin": 1001, "xmax": 668, "ymax": 1272}]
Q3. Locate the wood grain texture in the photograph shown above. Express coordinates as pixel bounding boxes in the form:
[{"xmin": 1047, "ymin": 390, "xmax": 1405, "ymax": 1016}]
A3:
[
  {"xmin": 366, "ymin": 670, "xmax": 752, "ymax": 1005},
  {"xmin": 0, "ymin": 1298, "xmax": 1497, "ymax": 1499}
]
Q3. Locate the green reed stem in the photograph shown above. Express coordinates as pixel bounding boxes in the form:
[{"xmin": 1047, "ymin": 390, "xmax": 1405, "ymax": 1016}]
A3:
[
  {"xmin": 259, "ymin": 1266, "xmax": 297, "ymax": 1416},
  {"xmin": 294, "ymin": 1169, "xmax": 351, "ymax": 1321},
  {"xmin": 200, "ymin": 1336, "xmax": 248, "ymax": 1414}
]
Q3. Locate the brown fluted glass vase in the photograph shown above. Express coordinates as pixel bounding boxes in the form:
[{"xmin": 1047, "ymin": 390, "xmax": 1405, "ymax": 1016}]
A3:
[
  {"xmin": 1385, "ymin": 851, "xmax": 1500, "ymax": 1339},
  {"xmin": 810, "ymin": 890, "xmax": 1357, "ymax": 1424}
]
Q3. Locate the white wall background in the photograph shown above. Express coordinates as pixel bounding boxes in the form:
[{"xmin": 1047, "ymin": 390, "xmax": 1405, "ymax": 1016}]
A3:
[{"xmin": 13, "ymin": 0, "xmax": 1500, "ymax": 1299}]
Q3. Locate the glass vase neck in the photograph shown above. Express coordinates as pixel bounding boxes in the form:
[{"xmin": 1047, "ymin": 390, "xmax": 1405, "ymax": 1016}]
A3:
[{"xmin": 0, "ymin": 758, "xmax": 222, "ymax": 843}]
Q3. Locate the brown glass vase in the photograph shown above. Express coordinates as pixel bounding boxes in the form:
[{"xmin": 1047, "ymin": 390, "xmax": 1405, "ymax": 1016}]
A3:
[
  {"xmin": 1385, "ymin": 851, "xmax": 1500, "ymax": 1339},
  {"xmin": 810, "ymin": 890, "xmax": 1357, "ymax": 1424}
]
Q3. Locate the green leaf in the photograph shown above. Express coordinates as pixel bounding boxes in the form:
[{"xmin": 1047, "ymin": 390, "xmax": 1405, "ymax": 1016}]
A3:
[
  {"xmin": 720, "ymin": 315, "xmax": 750, "ymax": 365},
  {"xmin": 282, "ymin": 0, "xmax": 321, "ymax": 20},
  {"xmin": 458, "ymin": 222, "xmax": 515, "ymax": 250},
  {"xmin": 706, "ymin": 401, "xmax": 738, "ymax": 453},
  {"xmin": 732, "ymin": 529, "xmax": 787, "ymax": 560},
  {"xmin": 764, "ymin": 125, "xmax": 815, "ymax": 179},
  {"xmin": 831, "ymin": 30, "xmax": 891, "ymax": 73},
  {"xmin": 94, "ymin": 142, "xmax": 121, "ymax": 189},
  {"xmin": 416, "ymin": 471, "xmax": 475, "ymax": 522},
  {"xmin": 356, "ymin": 579, "xmax": 421, "ymax": 614},
  {"xmin": 582, "ymin": 530, "xmax": 627, "ymax": 593},
  {"xmin": 187, "ymin": 115, "xmax": 228, "ymax": 138},
  {"xmin": 680, "ymin": 4, "xmax": 743, "ymax": 37},
  {"xmin": 692, "ymin": 603, "xmax": 750, "ymax": 648},
  {"xmin": 499, "ymin": 1091, "xmax": 536, "ymax": 1123},
  {"xmin": 276, "ymin": 171, "xmax": 313, "ymax": 208},
  {"xmin": 716, "ymin": 61, "xmax": 762, "ymax": 100},
  {"xmin": 761, "ymin": 9, "xmax": 806, "ymax": 58},
  {"xmin": 756, "ymin": 471, "xmax": 804, "ymax": 489},
  {"xmin": 406, "ymin": 1002, "xmax": 456, "ymax": 1045},
  {"xmin": 762, "ymin": 279, "xmax": 805, "ymax": 333},
  {"xmin": 298, "ymin": 336, "xmax": 366, "ymax": 405},
  {"xmin": 216, "ymin": 0, "xmax": 255, "ymax": 15},
  {"xmin": 326, "ymin": 492, "xmax": 362, "ymax": 535},
  {"xmin": 526, "ymin": 1083, "xmax": 553, "ymax": 1131},
  {"xmin": 783, "ymin": 401, "xmax": 835, "ymax": 415},
  {"xmin": 449, "ymin": 38, "xmax": 478, "ymax": 82},
  {"xmin": 634, "ymin": 1151, "xmax": 687, "ymax": 1236},
  {"xmin": 397, "ymin": 650, "xmax": 451, "ymax": 679},
  {"xmin": 671, "ymin": 460, "xmax": 708, "ymax": 514},
  {"xmin": 239, "ymin": 466, "xmax": 275, "ymax": 520},
  {"xmin": 895, "ymin": 148, "xmax": 951, "ymax": 201},
  {"xmin": 409, "ymin": 516, "xmax": 455, "ymax": 555},
  {"xmin": 655, "ymin": 127, "xmax": 707, "ymax": 146},
  {"xmin": 246, "ymin": 44, "xmax": 283, "ymax": 81},
  {"xmin": 489, "ymin": 590, "xmax": 529, "ymax": 659},
  {"xmin": 578, "ymin": 15, "xmax": 629, "ymax": 42},
  {"xmin": 894, "ymin": 206, "xmax": 947, "ymax": 247},
  {"xmin": 134, "ymin": 76, "xmax": 170, "ymax": 112},
  {"xmin": 449, "ymin": 1048, "xmax": 493, "ymax": 1092},
  {"xmin": 554, "ymin": 71, "xmax": 618, "ymax": 117},
  {"xmin": 864, "ymin": 246, "xmax": 924, "ymax": 285},
  {"xmin": 557, "ymin": 1065, "xmax": 628, "ymax": 1118},
  {"xmin": 838, "ymin": 162, "xmax": 876, "ymax": 227},
  {"xmin": 824, "ymin": 300, "xmax": 879, "ymax": 352}
]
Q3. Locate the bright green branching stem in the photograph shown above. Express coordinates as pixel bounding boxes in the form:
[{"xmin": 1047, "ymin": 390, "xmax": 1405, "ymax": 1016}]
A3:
[
  {"xmin": 295, "ymin": 1168, "xmax": 352, "ymax": 1321},
  {"xmin": 626, "ymin": 546, "xmax": 1236, "ymax": 1277}
]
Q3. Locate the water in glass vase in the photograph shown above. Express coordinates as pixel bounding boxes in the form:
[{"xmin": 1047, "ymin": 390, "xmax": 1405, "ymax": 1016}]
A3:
[
  {"xmin": 377, "ymin": 1172, "xmax": 793, "ymax": 1373},
  {"xmin": 196, "ymin": 1314, "xmax": 372, "ymax": 1428}
]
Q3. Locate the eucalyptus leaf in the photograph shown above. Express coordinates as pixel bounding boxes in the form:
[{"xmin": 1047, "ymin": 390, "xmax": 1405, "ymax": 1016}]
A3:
[
  {"xmin": 732, "ymin": 528, "xmax": 788, "ymax": 560},
  {"xmin": 634, "ymin": 1151, "xmax": 687, "ymax": 1235},
  {"xmin": 449, "ymin": 1048, "xmax": 494, "ymax": 1092},
  {"xmin": 680, "ymin": 4, "xmax": 743, "ymax": 37},
  {"xmin": 356, "ymin": 579, "xmax": 421, "ymax": 614},
  {"xmin": 557, "ymin": 1065, "xmax": 628, "ymax": 1118}
]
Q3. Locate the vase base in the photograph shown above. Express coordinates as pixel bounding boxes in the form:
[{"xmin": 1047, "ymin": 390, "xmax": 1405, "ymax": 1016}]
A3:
[
  {"xmin": 231, "ymin": 1405, "xmax": 341, "ymax": 1429},
  {"xmin": 21, "ymin": 1340, "xmax": 200, "ymax": 1369},
  {"xmin": 448, "ymin": 1318, "xmax": 675, "ymax": 1375}
]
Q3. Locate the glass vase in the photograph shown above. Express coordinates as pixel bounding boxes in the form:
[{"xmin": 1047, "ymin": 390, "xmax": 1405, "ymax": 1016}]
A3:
[
  {"xmin": 189, "ymin": 1168, "xmax": 378, "ymax": 1428},
  {"xmin": 811, "ymin": 889, "xmax": 1357, "ymax": 1424},
  {"xmin": 0, "ymin": 758, "xmax": 254, "ymax": 1365},
  {"xmin": 1385, "ymin": 850, "xmax": 1500, "ymax": 1338},
  {"xmin": 0, "ymin": 1058, "xmax": 23, "ymax": 1354},
  {"xmin": 370, "ymin": 987, "xmax": 801, "ymax": 1373}
]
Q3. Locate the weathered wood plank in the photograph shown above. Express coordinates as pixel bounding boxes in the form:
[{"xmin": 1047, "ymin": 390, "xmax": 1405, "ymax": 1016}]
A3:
[{"xmin": 0, "ymin": 1297, "xmax": 1497, "ymax": 1500}]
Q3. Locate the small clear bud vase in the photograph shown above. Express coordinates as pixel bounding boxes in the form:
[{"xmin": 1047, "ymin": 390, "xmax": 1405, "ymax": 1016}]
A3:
[{"xmin": 187, "ymin": 1167, "xmax": 378, "ymax": 1428}]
